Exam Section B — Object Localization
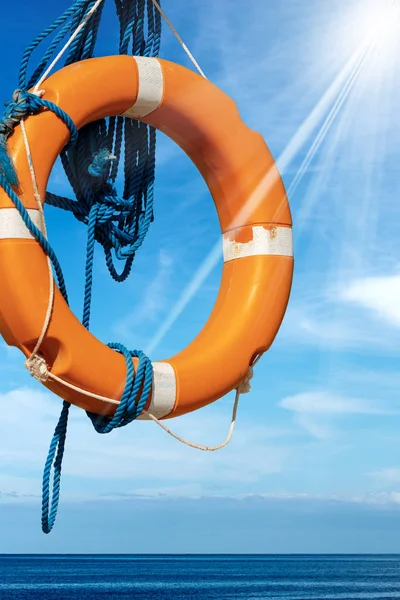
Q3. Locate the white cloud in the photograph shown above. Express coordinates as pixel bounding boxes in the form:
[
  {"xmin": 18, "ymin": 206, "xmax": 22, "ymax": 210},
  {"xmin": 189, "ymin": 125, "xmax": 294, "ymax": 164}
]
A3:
[
  {"xmin": 286, "ymin": 307, "xmax": 364, "ymax": 348},
  {"xmin": 281, "ymin": 273, "xmax": 400, "ymax": 353},
  {"xmin": 280, "ymin": 390, "xmax": 389, "ymax": 415},
  {"xmin": 2, "ymin": 385, "xmax": 400, "ymax": 505},
  {"xmin": 279, "ymin": 390, "xmax": 395, "ymax": 440},
  {"xmin": 95, "ymin": 490, "xmax": 400, "ymax": 506},
  {"xmin": 293, "ymin": 414, "xmax": 333, "ymax": 440},
  {"xmin": 104, "ymin": 483, "xmax": 205, "ymax": 500},
  {"xmin": 235, "ymin": 491, "xmax": 400, "ymax": 506},
  {"xmin": 369, "ymin": 468, "xmax": 400, "ymax": 484},
  {"xmin": 0, "ymin": 386, "xmax": 291, "ymax": 499},
  {"xmin": 339, "ymin": 274, "xmax": 400, "ymax": 327},
  {"xmin": 0, "ymin": 476, "xmax": 40, "ymax": 503}
]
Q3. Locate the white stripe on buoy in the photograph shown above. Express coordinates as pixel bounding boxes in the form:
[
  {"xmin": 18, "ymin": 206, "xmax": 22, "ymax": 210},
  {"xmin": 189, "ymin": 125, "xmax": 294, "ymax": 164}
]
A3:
[
  {"xmin": 138, "ymin": 361, "xmax": 176, "ymax": 419},
  {"xmin": 223, "ymin": 225, "xmax": 293, "ymax": 262},
  {"xmin": 0, "ymin": 208, "xmax": 44, "ymax": 240},
  {"xmin": 122, "ymin": 57, "xmax": 164, "ymax": 120}
]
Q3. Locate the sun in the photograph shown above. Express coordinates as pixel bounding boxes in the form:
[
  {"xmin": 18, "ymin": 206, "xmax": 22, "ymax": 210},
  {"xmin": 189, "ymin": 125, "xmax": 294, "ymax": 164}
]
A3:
[
  {"xmin": 357, "ymin": 0, "xmax": 400, "ymax": 50},
  {"xmin": 326, "ymin": 0, "xmax": 400, "ymax": 69}
]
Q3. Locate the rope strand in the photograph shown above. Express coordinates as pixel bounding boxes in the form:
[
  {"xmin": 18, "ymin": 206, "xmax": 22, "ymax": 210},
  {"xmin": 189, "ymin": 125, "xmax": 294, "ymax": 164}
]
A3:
[
  {"xmin": 0, "ymin": 0, "xmax": 162, "ymax": 534},
  {"xmin": 0, "ymin": 0, "xmax": 252, "ymax": 537},
  {"xmin": 150, "ymin": 0, "xmax": 206, "ymax": 78}
]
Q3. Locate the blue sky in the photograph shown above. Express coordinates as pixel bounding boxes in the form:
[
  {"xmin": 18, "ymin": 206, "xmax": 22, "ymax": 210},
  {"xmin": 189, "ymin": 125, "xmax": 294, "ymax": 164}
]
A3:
[{"xmin": 0, "ymin": 0, "xmax": 400, "ymax": 553}]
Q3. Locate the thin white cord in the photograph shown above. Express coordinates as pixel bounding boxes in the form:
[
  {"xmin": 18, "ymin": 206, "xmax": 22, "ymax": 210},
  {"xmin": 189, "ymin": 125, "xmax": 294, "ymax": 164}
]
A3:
[
  {"xmin": 145, "ymin": 388, "xmax": 240, "ymax": 451},
  {"xmin": 143, "ymin": 358, "xmax": 261, "ymax": 452},
  {"xmin": 20, "ymin": 119, "xmax": 55, "ymax": 369},
  {"xmin": 150, "ymin": 0, "xmax": 207, "ymax": 79},
  {"xmin": 21, "ymin": 111, "xmax": 251, "ymax": 450},
  {"xmin": 33, "ymin": 0, "xmax": 106, "ymax": 93},
  {"xmin": 20, "ymin": 0, "xmax": 251, "ymax": 454},
  {"xmin": 31, "ymin": 0, "xmax": 206, "ymax": 94}
]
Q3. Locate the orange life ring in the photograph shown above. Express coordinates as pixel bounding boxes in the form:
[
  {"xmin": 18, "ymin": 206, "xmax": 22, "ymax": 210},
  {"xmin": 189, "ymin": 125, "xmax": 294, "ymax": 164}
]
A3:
[{"xmin": 0, "ymin": 56, "xmax": 293, "ymax": 419}]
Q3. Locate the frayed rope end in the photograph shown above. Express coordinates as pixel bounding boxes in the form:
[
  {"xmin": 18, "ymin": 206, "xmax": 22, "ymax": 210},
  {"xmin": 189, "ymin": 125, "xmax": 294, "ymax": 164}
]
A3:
[
  {"xmin": 237, "ymin": 366, "xmax": 254, "ymax": 394},
  {"xmin": 88, "ymin": 149, "xmax": 116, "ymax": 178}
]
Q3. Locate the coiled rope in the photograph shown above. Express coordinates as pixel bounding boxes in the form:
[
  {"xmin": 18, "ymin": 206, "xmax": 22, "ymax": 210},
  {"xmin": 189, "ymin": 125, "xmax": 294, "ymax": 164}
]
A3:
[{"xmin": 0, "ymin": 0, "xmax": 255, "ymax": 535}]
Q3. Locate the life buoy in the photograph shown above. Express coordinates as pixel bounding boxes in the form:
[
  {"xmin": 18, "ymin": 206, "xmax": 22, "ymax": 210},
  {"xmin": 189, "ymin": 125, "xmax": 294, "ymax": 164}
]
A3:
[{"xmin": 0, "ymin": 56, "xmax": 293, "ymax": 419}]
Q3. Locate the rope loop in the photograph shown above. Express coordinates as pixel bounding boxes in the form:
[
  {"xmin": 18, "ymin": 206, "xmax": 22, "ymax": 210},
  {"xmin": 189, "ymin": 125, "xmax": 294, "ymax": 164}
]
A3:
[
  {"xmin": 86, "ymin": 343, "xmax": 153, "ymax": 433},
  {"xmin": 0, "ymin": 88, "xmax": 78, "ymax": 188},
  {"xmin": 41, "ymin": 400, "xmax": 71, "ymax": 534},
  {"xmin": 48, "ymin": 177, "xmax": 152, "ymax": 263},
  {"xmin": 0, "ymin": 89, "xmax": 43, "ymax": 139}
]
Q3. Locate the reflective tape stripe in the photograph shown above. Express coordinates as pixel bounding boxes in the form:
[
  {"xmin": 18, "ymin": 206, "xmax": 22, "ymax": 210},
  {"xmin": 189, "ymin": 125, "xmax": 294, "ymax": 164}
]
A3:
[
  {"xmin": 223, "ymin": 225, "xmax": 293, "ymax": 262},
  {"xmin": 138, "ymin": 361, "xmax": 176, "ymax": 420},
  {"xmin": 122, "ymin": 57, "xmax": 164, "ymax": 120},
  {"xmin": 0, "ymin": 208, "xmax": 43, "ymax": 240}
]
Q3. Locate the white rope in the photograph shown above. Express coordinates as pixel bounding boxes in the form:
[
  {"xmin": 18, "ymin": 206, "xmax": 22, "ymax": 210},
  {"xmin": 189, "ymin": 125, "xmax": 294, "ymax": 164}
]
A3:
[
  {"xmin": 143, "ymin": 363, "xmax": 258, "ymax": 451},
  {"xmin": 20, "ymin": 117, "xmax": 56, "ymax": 375},
  {"xmin": 146, "ymin": 388, "xmax": 241, "ymax": 451},
  {"xmin": 20, "ymin": 114, "xmax": 254, "ymax": 450},
  {"xmin": 29, "ymin": 0, "xmax": 206, "ymax": 94},
  {"xmin": 150, "ymin": 0, "xmax": 207, "ymax": 79},
  {"xmin": 33, "ymin": 0, "xmax": 106, "ymax": 94},
  {"xmin": 20, "ymin": 0, "xmax": 257, "ymax": 454}
]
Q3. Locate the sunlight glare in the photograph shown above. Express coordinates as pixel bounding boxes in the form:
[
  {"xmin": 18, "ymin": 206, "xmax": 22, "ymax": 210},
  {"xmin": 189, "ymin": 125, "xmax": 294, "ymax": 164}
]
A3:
[
  {"xmin": 146, "ymin": 0, "xmax": 400, "ymax": 356},
  {"xmin": 358, "ymin": 1, "xmax": 399, "ymax": 49}
]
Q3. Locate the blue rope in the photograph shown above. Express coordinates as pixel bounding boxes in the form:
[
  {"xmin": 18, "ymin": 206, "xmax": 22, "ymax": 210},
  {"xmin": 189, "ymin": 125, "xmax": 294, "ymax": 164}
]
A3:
[
  {"xmin": 0, "ymin": 89, "xmax": 78, "ymax": 188},
  {"xmin": 41, "ymin": 343, "xmax": 153, "ymax": 534},
  {"xmin": 0, "ymin": 0, "xmax": 162, "ymax": 534},
  {"xmin": 87, "ymin": 345, "xmax": 153, "ymax": 433},
  {"xmin": 41, "ymin": 401, "xmax": 70, "ymax": 534}
]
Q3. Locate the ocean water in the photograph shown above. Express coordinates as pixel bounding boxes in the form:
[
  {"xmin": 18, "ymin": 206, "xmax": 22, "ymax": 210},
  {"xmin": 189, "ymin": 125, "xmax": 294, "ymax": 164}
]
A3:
[{"xmin": 0, "ymin": 554, "xmax": 399, "ymax": 599}]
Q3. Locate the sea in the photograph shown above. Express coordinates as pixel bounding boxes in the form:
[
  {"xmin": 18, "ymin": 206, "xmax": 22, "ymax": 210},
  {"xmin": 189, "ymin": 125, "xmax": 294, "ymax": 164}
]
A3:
[{"xmin": 0, "ymin": 554, "xmax": 399, "ymax": 599}]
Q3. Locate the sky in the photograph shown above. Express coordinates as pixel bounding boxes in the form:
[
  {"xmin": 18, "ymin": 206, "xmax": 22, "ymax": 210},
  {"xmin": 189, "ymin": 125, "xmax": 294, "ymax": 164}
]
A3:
[{"xmin": 0, "ymin": 0, "xmax": 399, "ymax": 553}]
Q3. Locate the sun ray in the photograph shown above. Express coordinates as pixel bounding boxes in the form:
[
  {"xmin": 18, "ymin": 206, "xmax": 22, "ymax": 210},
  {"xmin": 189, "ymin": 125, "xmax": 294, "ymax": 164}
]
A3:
[{"xmin": 146, "ymin": 1, "xmax": 400, "ymax": 356}]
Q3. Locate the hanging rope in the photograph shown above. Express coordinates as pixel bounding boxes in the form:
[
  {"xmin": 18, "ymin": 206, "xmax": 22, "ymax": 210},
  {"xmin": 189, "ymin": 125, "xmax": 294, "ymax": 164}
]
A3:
[
  {"xmin": 0, "ymin": 0, "xmax": 161, "ymax": 534},
  {"xmin": 0, "ymin": 0, "xmax": 256, "ymax": 536}
]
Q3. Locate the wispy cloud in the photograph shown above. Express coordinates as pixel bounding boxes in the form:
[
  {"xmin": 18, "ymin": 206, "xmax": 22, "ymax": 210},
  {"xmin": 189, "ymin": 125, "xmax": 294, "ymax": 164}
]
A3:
[
  {"xmin": 369, "ymin": 468, "xmax": 400, "ymax": 484},
  {"xmin": 0, "ymin": 386, "xmax": 293, "ymax": 500},
  {"xmin": 292, "ymin": 414, "xmax": 333, "ymax": 440},
  {"xmin": 280, "ymin": 391, "xmax": 391, "ymax": 415},
  {"xmin": 281, "ymin": 271, "xmax": 400, "ymax": 354},
  {"xmin": 113, "ymin": 249, "xmax": 174, "ymax": 340},
  {"xmin": 97, "ymin": 489, "xmax": 400, "ymax": 506},
  {"xmin": 234, "ymin": 491, "xmax": 400, "ymax": 507},
  {"xmin": 340, "ymin": 274, "xmax": 400, "ymax": 328},
  {"xmin": 279, "ymin": 390, "xmax": 395, "ymax": 440}
]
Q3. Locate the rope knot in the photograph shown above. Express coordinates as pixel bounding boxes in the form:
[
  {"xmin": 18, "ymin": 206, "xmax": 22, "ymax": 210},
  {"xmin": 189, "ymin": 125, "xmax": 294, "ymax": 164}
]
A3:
[
  {"xmin": 79, "ymin": 178, "xmax": 151, "ymax": 275},
  {"xmin": 93, "ymin": 181, "xmax": 120, "ymax": 209},
  {"xmin": 237, "ymin": 366, "xmax": 254, "ymax": 394},
  {"xmin": 0, "ymin": 88, "xmax": 41, "ymax": 188},
  {"xmin": 0, "ymin": 88, "xmax": 78, "ymax": 189},
  {"xmin": 25, "ymin": 355, "xmax": 50, "ymax": 383},
  {"xmin": 90, "ymin": 182, "xmax": 134, "ymax": 231},
  {"xmin": 0, "ymin": 89, "xmax": 42, "ymax": 139}
]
